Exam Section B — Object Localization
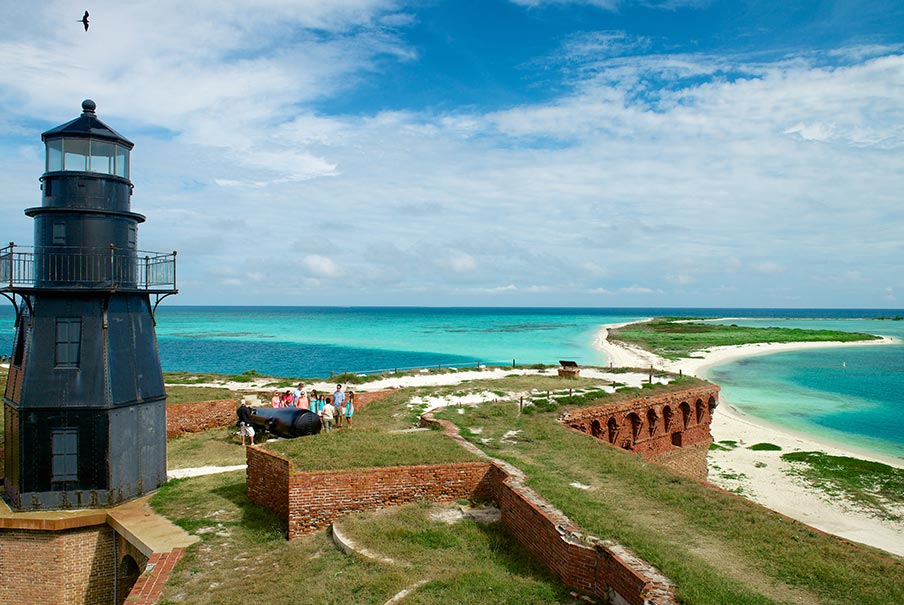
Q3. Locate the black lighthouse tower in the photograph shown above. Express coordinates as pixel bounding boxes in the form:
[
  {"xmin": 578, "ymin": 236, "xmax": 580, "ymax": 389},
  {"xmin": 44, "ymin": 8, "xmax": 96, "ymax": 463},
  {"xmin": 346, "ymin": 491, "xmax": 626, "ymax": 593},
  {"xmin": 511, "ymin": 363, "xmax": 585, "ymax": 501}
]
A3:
[{"xmin": 1, "ymin": 100, "xmax": 177, "ymax": 510}]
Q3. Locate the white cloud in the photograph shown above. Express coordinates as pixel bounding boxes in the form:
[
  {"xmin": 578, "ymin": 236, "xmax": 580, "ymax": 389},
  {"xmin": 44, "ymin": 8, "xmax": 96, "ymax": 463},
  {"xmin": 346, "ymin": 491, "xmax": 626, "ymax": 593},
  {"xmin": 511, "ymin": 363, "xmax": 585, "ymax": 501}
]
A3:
[{"xmin": 303, "ymin": 255, "xmax": 342, "ymax": 277}]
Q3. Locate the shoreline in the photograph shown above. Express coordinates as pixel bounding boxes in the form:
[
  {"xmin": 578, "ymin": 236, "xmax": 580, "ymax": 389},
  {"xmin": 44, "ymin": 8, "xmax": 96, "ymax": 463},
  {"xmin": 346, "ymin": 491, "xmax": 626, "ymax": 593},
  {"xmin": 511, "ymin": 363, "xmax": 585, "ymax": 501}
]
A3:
[{"xmin": 595, "ymin": 320, "xmax": 904, "ymax": 556}]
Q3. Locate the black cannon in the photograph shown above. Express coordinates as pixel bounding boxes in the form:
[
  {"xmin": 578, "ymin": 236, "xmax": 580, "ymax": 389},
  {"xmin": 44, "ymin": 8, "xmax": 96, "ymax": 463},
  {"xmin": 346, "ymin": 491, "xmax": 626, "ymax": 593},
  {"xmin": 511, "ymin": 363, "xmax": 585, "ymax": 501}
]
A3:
[{"xmin": 249, "ymin": 407, "xmax": 321, "ymax": 439}]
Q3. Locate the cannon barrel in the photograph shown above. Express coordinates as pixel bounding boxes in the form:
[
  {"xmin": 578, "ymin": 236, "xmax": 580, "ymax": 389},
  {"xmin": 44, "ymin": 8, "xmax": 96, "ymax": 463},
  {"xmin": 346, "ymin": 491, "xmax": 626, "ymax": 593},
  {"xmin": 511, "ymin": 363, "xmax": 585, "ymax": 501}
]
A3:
[{"xmin": 249, "ymin": 407, "xmax": 321, "ymax": 438}]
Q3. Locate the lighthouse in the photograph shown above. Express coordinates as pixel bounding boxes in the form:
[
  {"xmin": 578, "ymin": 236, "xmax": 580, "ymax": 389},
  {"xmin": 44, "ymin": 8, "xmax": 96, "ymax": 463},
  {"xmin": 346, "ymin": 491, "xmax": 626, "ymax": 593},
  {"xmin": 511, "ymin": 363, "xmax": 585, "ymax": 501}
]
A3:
[{"xmin": 1, "ymin": 100, "xmax": 177, "ymax": 510}]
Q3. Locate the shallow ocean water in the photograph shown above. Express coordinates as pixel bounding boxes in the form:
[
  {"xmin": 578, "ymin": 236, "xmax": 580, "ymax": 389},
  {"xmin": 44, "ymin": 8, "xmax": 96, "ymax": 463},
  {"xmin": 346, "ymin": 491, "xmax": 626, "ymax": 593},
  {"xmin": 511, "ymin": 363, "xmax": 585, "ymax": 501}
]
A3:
[{"xmin": 1, "ymin": 306, "xmax": 901, "ymax": 458}]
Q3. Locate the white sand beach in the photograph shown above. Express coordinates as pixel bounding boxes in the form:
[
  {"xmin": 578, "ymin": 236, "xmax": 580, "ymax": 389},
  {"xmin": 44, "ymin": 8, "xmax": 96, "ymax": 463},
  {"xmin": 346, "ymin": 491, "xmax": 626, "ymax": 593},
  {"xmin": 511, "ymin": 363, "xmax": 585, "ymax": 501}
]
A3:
[{"xmin": 595, "ymin": 321, "xmax": 904, "ymax": 556}]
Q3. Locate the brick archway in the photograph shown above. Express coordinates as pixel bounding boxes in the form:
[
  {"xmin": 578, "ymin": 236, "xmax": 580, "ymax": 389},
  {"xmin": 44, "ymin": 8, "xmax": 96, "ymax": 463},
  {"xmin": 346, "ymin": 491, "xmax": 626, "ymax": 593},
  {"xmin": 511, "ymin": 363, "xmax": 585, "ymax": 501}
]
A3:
[
  {"xmin": 647, "ymin": 408, "xmax": 658, "ymax": 437},
  {"xmin": 607, "ymin": 416, "xmax": 619, "ymax": 444},
  {"xmin": 662, "ymin": 405, "xmax": 673, "ymax": 432},
  {"xmin": 591, "ymin": 419, "xmax": 603, "ymax": 439},
  {"xmin": 679, "ymin": 401, "xmax": 691, "ymax": 429}
]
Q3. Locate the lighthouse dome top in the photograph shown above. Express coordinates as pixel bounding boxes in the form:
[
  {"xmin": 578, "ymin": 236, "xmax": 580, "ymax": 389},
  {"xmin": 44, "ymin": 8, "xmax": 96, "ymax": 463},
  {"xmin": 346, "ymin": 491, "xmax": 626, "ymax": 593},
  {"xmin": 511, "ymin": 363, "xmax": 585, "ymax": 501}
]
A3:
[{"xmin": 41, "ymin": 99, "xmax": 134, "ymax": 149}]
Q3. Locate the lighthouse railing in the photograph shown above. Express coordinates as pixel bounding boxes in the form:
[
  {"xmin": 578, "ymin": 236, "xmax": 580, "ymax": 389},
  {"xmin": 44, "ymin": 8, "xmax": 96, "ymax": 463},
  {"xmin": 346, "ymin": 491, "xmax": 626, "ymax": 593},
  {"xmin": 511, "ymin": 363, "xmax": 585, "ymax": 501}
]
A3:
[{"xmin": 0, "ymin": 243, "xmax": 176, "ymax": 291}]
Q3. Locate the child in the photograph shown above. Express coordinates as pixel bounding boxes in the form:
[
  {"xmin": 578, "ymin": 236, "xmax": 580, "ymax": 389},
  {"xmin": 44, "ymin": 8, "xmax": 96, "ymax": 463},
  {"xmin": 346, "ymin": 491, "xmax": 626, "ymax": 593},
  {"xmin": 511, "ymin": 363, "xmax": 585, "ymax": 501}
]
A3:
[{"xmin": 345, "ymin": 390, "xmax": 355, "ymax": 428}]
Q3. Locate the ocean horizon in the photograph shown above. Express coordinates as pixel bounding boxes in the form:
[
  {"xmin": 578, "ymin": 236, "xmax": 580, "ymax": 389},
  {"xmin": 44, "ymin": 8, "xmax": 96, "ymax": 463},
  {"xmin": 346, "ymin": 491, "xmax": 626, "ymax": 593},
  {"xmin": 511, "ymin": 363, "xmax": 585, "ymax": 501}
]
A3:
[{"xmin": 1, "ymin": 305, "xmax": 902, "ymax": 460}]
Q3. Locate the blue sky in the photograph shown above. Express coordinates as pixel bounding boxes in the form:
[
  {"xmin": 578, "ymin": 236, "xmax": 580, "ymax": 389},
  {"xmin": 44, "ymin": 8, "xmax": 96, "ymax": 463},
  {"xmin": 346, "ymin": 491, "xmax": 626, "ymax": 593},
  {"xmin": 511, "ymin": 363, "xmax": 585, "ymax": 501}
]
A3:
[{"xmin": 1, "ymin": 0, "xmax": 902, "ymax": 307}]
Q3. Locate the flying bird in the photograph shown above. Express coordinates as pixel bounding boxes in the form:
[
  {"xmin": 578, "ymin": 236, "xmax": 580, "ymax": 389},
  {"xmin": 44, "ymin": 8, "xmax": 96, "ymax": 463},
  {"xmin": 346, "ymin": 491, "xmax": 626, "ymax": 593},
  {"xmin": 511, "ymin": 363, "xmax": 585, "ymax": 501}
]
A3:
[{"xmin": 79, "ymin": 11, "xmax": 89, "ymax": 31}]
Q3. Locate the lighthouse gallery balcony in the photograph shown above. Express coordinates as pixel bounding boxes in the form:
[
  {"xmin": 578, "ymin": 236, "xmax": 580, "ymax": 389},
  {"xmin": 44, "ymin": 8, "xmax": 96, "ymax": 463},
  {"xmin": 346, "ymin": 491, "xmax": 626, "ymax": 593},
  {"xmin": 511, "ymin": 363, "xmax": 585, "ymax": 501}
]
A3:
[{"xmin": 0, "ymin": 243, "xmax": 177, "ymax": 293}]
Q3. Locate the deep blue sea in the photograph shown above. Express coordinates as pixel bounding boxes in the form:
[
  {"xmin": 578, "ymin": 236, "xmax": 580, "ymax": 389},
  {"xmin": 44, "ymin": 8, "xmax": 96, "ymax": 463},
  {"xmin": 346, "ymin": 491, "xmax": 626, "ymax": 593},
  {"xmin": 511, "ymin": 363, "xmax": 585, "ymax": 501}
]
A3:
[{"xmin": 1, "ymin": 306, "xmax": 901, "ymax": 459}]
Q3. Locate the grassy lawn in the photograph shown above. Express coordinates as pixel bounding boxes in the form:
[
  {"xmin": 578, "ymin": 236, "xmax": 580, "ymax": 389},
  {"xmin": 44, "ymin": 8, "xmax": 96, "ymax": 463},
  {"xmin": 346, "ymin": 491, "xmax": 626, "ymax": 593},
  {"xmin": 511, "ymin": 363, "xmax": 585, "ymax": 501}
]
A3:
[
  {"xmin": 609, "ymin": 319, "xmax": 880, "ymax": 360},
  {"xmin": 167, "ymin": 426, "xmax": 248, "ymax": 469},
  {"xmin": 266, "ymin": 429, "xmax": 481, "ymax": 471},
  {"xmin": 152, "ymin": 472, "xmax": 574, "ymax": 605},
  {"xmin": 434, "ymin": 398, "xmax": 904, "ymax": 605},
  {"xmin": 165, "ymin": 384, "xmax": 238, "ymax": 405}
]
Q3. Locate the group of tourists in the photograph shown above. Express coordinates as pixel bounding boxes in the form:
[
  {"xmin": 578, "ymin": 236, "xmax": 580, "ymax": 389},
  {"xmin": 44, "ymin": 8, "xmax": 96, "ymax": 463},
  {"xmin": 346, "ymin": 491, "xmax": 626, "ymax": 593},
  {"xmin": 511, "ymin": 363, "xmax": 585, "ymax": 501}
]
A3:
[
  {"xmin": 236, "ymin": 383, "xmax": 356, "ymax": 445},
  {"xmin": 300, "ymin": 384, "xmax": 355, "ymax": 433}
]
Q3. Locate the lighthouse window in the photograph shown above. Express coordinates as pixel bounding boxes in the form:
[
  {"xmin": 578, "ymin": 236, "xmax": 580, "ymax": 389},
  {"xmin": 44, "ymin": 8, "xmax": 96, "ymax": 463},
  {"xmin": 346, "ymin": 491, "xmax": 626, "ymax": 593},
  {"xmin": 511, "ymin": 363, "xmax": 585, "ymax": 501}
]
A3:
[
  {"xmin": 55, "ymin": 317, "xmax": 81, "ymax": 368},
  {"xmin": 51, "ymin": 429, "xmax": 79, "ymax": 484},
  {"xmin": 63, "ymin": 139, "xmax": 89, "ymax": 171},
  {"xmin": 53, "ymin": 222, "xmax": 66, "ymax": 245},
  {"xmin": 47, "ymin": 139, "xmax": 63, "ymax": 171},
  {"xmin": 89, "ymin": 140, "xmax": 114, "ymax": 174},
  {"xmin": 115, "ymin": 144, "xmax": 129, "ymax": 178}
]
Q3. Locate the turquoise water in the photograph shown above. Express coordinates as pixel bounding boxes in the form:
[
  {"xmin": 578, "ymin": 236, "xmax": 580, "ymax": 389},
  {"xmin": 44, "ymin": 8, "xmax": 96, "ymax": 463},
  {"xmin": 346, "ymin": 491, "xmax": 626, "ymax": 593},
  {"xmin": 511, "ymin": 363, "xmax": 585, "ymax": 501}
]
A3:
[
  {"xmin": 1, "ymin": 306, "xmax": 902, "ymax": 459},
  {"xmin": 707, "ymin": 319, "xmax": 904, "ymax": 461}
]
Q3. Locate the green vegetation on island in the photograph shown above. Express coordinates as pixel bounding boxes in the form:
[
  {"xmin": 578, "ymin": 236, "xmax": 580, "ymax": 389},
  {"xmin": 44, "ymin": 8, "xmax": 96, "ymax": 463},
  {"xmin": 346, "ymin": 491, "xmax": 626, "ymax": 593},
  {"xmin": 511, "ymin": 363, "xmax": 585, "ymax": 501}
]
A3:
[
  {"xmin": 608, "ymin": 318, "xmax": 881, "ymax": 360},
  {"xmin": 782, "ymin": 451, "xmax": 904, "ymax": 521}
]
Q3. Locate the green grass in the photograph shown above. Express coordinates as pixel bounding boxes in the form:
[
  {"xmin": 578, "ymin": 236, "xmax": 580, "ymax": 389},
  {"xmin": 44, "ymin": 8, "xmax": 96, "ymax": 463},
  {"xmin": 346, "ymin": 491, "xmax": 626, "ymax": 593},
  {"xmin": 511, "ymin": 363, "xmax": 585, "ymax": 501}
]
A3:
[
  {"xmin": 340, "ymin": 502, "xmax": 573, "ymax": 604},
  {"xmin": 781, "ymin": 451, "xmax": 904, "ymax": 520},
  {"xmin": 435, "ymin": 398, "xmax": 904, "ymax": 605},
  {"xmin": 152, "ymin": 472, "xmax": 571, "ymax": 605},
  {"xmin": 749, "ymin": 443, "xmax": 782, "ymax": 451},
  {"xmin": 609, "ymin": 319, "xmax": 880, "ymax": 360},
  {"xmin": 165, "ymin": 384, "xmax": 237, "ymax": 405},
  {"xmin": 167, "ymin": 426, "xmax": 249, "ymax": 469},
  {"xmin": 266, "ymin": 430, "xmax": 481, "ymax": 471}
]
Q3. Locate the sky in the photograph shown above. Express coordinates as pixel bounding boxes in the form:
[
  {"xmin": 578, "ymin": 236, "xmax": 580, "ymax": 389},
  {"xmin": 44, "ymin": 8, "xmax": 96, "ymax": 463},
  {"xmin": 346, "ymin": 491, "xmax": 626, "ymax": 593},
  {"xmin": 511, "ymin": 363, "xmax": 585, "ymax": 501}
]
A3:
[{"xmin": 0, "ymin": 0, "xmax": 902, "ymax": 308}]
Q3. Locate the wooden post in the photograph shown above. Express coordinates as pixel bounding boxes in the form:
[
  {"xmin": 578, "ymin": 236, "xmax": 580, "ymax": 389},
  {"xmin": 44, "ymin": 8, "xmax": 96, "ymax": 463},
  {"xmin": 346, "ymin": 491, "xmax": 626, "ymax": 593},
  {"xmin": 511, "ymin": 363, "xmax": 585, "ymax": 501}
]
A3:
[
  {"xmin": 512, "ymin": 359, "xmax": 516, "ymax": 368},
  {"xmin": 519, "ymin": 396, "xmax": 523, "ymax": 413}
]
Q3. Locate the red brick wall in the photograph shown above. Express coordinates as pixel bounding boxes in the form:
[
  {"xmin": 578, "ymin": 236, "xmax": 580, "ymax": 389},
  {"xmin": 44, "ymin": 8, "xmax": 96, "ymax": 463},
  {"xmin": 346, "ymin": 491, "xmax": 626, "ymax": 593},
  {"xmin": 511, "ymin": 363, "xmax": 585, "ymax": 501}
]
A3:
[
  {"xmin": 0, "ymin": 523, "xmax": 181, "ymax": 605},
  {"xmin": 286, "ymin": 462, "xmax": 496, "ymax": 538},
  {"xmin": 348, "ymin": 389, "xmax": 393, "ymax": 412},
  {"xmin": 564, "ymin": 385, "xmax": 719, "ymax": 479},
  {"xmin": 0, "ymin": 525, "xmax": 117, "ymax": 605},
  {"xmin": 650, "ymin": 437, "xmax": 713, "ymax": 481},
  {"xmin": 166, "ymin": 399, "xmax": 238, "ymax": 439},
  {"xmin": 246, "ymin": 445, "xmax": 290, "ymax": 521},
  {"xmin": 125, "ymin": 547, "xmax": 187, "ymax": 605}
]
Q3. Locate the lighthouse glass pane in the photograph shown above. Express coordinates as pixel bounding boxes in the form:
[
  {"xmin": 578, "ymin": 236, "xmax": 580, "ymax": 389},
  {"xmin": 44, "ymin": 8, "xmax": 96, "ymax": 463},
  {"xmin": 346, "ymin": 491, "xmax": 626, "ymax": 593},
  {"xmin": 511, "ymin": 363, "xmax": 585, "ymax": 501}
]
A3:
[
  {"xmin": 62, "ymin": 138, "xmax": 89, "ymax": 171},
  {"xmin": 89, "ymin": 140, "xmax": 114, "ymax": 174},
  {"xmin": 115, "ymin": 145, "xmax": 129, "ymax": 178},
  {"xmin": 46, "ymin": 139, "xmax": 63, "ymax": 171}
]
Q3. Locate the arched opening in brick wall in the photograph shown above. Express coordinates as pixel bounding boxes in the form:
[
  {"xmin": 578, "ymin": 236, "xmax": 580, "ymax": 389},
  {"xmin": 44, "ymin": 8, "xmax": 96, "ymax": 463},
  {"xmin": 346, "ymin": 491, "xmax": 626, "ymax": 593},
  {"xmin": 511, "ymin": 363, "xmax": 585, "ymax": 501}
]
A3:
[
  {"xmin": 117, "ymin": 554, "xmax": 141, "ymax": 603},
  {"xmin": 662, "ymin": 406, "xmax": 673, "ymax": 432},
  {"xmin": 708, "ymin": 396, "xmax": 718, "ymax": 416},
  {"xmin": 627, "ymin": 412, "xmax": 642, "ymax": 443},
  {"xmin": 695, "ymin": 399, "xmax": 705, "ymax": 424},
  {"xmin": 679, "ymin": 402, "xmax": 691, "ymax": 429},
  {"xmin": 647, "ymin": 408, "xmax": 658, "ymax": 436},
  {"xmin": 591, "ymin": 419, "xmax": 603, "ymax": 439},
  {"xmin": 607, "ymin": 417, "xmax": 619, "ymax": 444}
]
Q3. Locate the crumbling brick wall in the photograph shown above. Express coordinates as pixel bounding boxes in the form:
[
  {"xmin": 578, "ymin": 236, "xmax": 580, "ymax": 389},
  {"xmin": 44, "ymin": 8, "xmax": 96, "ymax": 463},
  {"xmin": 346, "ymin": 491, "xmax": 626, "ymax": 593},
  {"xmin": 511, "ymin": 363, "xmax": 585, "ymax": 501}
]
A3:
[{"xmin": 563, "ymin": 385, "xmax": 719, "ymax": 479}]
